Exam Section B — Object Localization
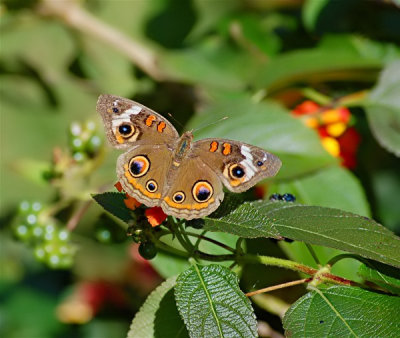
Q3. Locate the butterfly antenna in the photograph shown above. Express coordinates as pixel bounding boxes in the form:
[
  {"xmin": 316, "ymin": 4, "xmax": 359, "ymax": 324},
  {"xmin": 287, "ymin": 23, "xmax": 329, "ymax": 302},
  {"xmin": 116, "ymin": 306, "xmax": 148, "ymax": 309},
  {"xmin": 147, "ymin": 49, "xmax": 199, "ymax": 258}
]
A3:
[
  {"xmin": 192, "ymin": 116, "xmax": 229, "ymax": 134},
  {"xmin": 167, "ymin": 113, "xmax": 184, "ymax": 129}
]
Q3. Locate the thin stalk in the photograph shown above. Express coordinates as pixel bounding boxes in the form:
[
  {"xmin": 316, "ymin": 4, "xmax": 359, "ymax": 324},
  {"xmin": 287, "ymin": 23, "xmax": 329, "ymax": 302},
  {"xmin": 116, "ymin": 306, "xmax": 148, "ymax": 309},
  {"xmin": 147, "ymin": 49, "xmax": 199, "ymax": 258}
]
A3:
[
  {"xmin": 184, "ymin": 231, "xmax": 236, "ymax": 253},
  {"xmin": 305, "ymin": 243, "xmax": 321, "ymax": 266}
]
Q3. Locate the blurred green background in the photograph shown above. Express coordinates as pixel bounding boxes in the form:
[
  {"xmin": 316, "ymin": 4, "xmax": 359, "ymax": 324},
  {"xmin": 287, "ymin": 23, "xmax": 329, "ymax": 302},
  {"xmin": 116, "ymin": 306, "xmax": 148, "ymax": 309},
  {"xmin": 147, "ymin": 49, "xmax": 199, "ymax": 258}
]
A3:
[{"xmin": 1, "ymin": 0, "xmax": 400, "ymax": 337}]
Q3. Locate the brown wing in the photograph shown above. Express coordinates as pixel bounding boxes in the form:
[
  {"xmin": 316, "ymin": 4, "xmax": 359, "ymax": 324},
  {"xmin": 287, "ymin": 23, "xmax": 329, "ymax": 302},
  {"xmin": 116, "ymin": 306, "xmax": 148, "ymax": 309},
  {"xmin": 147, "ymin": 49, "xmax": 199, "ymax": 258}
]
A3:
[
  {"xmin": 192, "ymin": 138, "xmax": 281, "ymax": 192},
  {"xmin": 161, "ymin": 157, "xmax": 224, "ymax": 220},
  {"xmin": 97, "ymin": 94, "xmax": 179, "ymax": 149},
  {"xmin": 117, "ymin": 144, "xmax": 172, "ymax": 207}
]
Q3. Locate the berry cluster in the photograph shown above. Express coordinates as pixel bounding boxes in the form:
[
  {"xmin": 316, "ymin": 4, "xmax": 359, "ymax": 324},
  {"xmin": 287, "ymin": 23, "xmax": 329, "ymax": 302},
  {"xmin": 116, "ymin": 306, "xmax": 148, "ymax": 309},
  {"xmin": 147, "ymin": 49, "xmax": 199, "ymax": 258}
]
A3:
[
  {"xmin": 13, "ymin": 201, "xmax": 75, "ymax": 269},
  {"xmin": 68, "ymin": 121, "xmax": 103, "ymax": 163}
]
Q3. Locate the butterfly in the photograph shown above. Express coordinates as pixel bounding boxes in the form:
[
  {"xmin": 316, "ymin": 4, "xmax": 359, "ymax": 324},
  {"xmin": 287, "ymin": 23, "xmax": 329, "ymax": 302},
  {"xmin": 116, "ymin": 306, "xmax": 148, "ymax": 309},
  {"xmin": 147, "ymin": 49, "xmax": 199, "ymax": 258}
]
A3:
[{"xmin": 97, "ymin": 94, "xmax": 282, "ymax": 220}]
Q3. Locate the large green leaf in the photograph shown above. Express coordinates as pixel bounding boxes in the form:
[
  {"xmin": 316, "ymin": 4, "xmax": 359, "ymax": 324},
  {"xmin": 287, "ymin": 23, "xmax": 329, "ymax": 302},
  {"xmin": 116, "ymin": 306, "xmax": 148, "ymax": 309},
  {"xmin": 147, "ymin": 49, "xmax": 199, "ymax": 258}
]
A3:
[
  {"xmin": 187, "ymin": 92, "xmax": 334, "ymax": 179},
  {"xmin": 269, "ymin": 165, "xmax": 371, "ymax": 216},
  {"xmin": 254, "ymin": 35, "xmax": 400, "ymax": 91},
  {"xmin": 205, "ymin": 201, "xmax": 400, "ymax": 268},
  {"xmin": 358, "ymin": 262, "xmax": 400, "ymax": 295},
  {"xmin": 365, "ymin": 60, "xmax": 400, "ymax": 157},
  {"xmin": 175, "ymin": 264, "xmax": 257, "ymax": 338},
  {"xmin": 283, "ymin": 286, "xmax": 400, "ymax": 337},
  {"xmin": 128, "ymin": 276, "xmax": 188, "ymax": 338}
]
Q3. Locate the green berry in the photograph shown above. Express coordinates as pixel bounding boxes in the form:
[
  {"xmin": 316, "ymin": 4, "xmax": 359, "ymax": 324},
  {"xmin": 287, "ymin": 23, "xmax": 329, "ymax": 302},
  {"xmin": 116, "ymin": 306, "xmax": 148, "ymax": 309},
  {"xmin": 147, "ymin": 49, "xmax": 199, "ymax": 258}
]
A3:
[
  {"xmin": 138, "ymin": 242, "xmax": 157, "ymax": 260},
  {"xmin": 96, "ymin": 228, "xmax": 112, "ymax": 243},
  {"xmin": 14, "ymin": 224, "xmax": 30, "ymax": 241}
]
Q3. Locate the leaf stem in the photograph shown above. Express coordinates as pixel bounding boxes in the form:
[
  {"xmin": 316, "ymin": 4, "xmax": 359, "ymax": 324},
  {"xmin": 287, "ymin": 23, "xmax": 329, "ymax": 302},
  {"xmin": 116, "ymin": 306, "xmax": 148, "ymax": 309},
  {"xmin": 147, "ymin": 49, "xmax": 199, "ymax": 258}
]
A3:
[
  {"xmin": 241, "ymin": 254, "xmax": 358, "ymax": 286},
  {"xmin": 305, "ymin": 243, "xmax": 321, "ymax": 266},
  {"xmin": 246, "ymin": 278, "xmax": 310, "ymax": 297},
  {"xmin": 184, "ymin": 231, "xmax": 236, "ymax": 253}
]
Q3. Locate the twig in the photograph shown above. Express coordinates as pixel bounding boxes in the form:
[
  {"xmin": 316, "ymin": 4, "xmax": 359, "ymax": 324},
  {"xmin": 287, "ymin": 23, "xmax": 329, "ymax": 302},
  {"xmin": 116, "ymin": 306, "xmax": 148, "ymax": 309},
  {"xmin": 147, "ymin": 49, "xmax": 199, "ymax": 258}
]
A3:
[
  {"xmin": 37, "ymin": 0, "xmax": 166, "ymax": 80},
  {"xmin": 66, "ymin": 200, "xmax": 92, "ymax": 231},
  {"xmin": 246, "ymin": 278, "xmax": 310, "ymax": 297}
]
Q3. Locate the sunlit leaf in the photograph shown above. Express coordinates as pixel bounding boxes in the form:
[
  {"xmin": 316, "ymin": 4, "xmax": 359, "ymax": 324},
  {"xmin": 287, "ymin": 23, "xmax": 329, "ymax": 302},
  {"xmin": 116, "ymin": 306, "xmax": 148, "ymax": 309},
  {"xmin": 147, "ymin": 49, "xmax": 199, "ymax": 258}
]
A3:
[
  {"xmin": 283, "ymin": 286, "xmax": 400, "ymax": 337},
  {"xmin": 175, "ymin": 264, "xmax": 257, "ymax": 337}
]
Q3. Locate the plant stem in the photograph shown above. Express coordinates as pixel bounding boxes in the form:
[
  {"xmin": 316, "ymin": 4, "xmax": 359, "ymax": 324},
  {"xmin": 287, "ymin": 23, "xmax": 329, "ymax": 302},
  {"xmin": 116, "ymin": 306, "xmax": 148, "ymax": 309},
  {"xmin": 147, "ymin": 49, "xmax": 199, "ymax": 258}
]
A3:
[
  {"xmin": 184, "ymin": 231, "xmax": 236, "ymax": 253},
  {"xmin": 246, "ymin": 278, "xmax": 310, "ymax": 297},
  {"xmin": 305, "ymin": 243, "xmax": 321, "ymax": 266},
  {"xmin": 241, "ymin": 254, "xmax": 357, "ymax": 286},
  {"xmin": 37, "ymin": 0, "xmax": 165, "ymax": 80}
]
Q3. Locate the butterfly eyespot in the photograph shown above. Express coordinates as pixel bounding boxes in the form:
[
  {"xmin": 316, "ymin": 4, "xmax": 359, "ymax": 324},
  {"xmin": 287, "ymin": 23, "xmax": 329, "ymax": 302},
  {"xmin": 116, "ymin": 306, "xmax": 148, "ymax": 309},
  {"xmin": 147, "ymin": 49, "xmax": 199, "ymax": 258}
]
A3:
[
  {"xmin": 192, "ymin": 181, "xmax": 213, "ymax": 203},
  {"xmin": 112, "ymin": 107, "xmax": 119, "ymax": 113},
  {"xmin": 257, "ymin": 161, "xmax": 264, "ymax": 166},
  {"xmin": 172, "ymin": 192, "xmax": 185, "ymax": 203},
  {"xmin": 146, "ymin": 180, "xmax": 158, "ymax": 192},
  {"xmin": 229, "ymin": 164, "xmax": 245, "ymax": 179},
  {"xmin": 118, "ymin": 123, "xmax": 135, "ymax": 137},
  {"xmin": 129, "ymin": 155, "xmax": 150, "ymax": 178}
]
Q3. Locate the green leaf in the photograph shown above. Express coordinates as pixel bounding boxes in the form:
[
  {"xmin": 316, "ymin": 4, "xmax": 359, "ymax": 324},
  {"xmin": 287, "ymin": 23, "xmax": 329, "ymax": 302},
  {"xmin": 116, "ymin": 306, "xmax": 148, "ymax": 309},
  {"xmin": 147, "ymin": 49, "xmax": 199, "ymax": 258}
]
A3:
[
  {"xmin": 78, "ymin": 37, "xmax": 137, "ymax": 97},
  {"xmin": 254, "ymin": 35, "xmax": 400, "ymax": 91},
  {"xmin": 358, "ymin": 262, "xmax": 400, "ymax": 295},
  {"xmin": 365, "ymin": 60, "xmax": 400, "ymax": 156},
  {"xmin": 205, "ymin": 201, "xmax": 400, "ymax": 268},
  {"xmin": 302, "ymin": 0, "xmax": 330, "ymax": 31},
  {"xmin": 187, "ymin": 92, "xmax": 334, "ymax": 179},
  {"xmin": 283, "ymin": 286, "xmax": 400, "ymax": 337},
  {"xmin": 151, "ymin": 252, "xmax": 191, "ymax": 279},
  {"xmin": 175, "ymin": 264, "xmax": 257, "ymax": 338},
  {"xmin": 128, "ymin": 276, "xmax": 188, "ymax": 338},
  {"xmin": 269, "ymin": 165, "xmax": 371, "ymax": 216},
  {"xmin": 92, "ymin": 192, "xmax": 132, "ymax": 223}
]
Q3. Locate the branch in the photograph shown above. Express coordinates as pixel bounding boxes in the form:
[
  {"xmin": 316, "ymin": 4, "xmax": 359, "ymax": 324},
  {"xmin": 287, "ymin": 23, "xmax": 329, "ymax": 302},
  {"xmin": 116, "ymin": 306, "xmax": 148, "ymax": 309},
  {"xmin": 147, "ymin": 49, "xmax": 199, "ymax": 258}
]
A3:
[{"xmin": 37, "ymin": 0, "xmax": 166, "ymax": 80}]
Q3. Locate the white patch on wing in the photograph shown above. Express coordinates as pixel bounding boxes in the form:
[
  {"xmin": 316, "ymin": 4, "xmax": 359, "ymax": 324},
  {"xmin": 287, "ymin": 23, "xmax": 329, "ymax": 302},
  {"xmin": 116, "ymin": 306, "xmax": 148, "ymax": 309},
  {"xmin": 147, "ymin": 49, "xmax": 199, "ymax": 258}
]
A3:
[
  {"xmin": 111, "ymin": 110, "xmax": 135, "ymax": 129},
  {"xmin": 125, "ymin": 105, "xmax": 142, "ymax": 115},
  {"xmin": 240, "ymin": 145, "xmax": 257, "ymax": 179}
]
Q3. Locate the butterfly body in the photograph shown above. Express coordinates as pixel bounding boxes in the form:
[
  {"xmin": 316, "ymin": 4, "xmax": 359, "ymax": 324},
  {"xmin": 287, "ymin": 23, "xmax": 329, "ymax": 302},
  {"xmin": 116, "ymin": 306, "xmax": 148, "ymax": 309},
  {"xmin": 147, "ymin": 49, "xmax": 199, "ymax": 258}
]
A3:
[{"xmin": 97, "ymin": 94, "xmax": 281, "ymax": 220}]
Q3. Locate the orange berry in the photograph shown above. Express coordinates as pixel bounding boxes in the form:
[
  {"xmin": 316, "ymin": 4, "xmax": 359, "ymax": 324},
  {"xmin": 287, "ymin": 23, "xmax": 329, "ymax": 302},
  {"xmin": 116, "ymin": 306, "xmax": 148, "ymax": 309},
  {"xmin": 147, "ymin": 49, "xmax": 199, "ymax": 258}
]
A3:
[
  {"xmin": 304, "ymin": 116, "xmax": 319, "ymax": 129},
  {"xmin": 292, "ymin": 100, "xmax": 320, "ymax": 115}
]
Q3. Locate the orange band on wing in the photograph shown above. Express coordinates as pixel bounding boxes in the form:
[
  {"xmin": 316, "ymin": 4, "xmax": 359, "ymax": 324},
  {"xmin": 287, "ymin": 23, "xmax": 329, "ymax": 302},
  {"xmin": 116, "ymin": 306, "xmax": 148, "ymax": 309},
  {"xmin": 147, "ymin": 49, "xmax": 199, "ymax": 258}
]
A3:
[
  {"xmin": 157, "ymin": 121, "xmax": 166, "ymax": 133},
  {"xmin": 209, "ymin": 141, "xmax": 218, "ymax": 152},
  {"xmin": 164, "ymin": 196, "xmax": 214, "ymax": 210},
  {"xmin": 222, "ymin": 143, "xmax": 231, "ymax": 155},
  {"xmin": 145, "ymin": 115, "xmax": 156, "ymax": 126},
  {"xmin": 124, "ymin": 165, "xmax": 161, "ymax": 199}
]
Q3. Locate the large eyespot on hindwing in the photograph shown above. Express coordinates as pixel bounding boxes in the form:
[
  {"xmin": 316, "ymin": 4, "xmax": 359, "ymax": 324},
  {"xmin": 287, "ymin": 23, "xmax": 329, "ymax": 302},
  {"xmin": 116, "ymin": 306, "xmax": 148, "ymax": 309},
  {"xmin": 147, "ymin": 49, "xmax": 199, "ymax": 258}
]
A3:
[
  {"xmin": 146, "ymin": 179, "xmax": 158, "ymax": 192},
  {"xmin": 118, "ymin": 123, "xmax": 135, "ymax": 138},
  {"xmin": 192, "ymin": 181, "xmax": 213, "ymax": 203},
  {"xmin": 128, "ymin": 155, "xmax": 150, "ymax": 178},
  {"xmin": 228, "ymin": 164, "xmax": 246, "ymax": 179},
  {"xmin": 172, "ymin": 191, "xmax": 186, "ymax": 204}
]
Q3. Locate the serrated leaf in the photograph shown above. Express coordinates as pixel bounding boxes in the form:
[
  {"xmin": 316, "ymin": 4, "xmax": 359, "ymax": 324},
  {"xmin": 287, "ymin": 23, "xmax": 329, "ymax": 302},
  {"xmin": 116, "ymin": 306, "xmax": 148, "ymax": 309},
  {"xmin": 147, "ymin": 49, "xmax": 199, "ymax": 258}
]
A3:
[
  {"xmin": 128, "ymin": 276, "xmax": 188, "ymax": 338},
  {"xmin": 283, "ymin": 286, "xmax": 400, "ymax": 337},
  {"xmin": 175, "ymin": 264, "xmax": 257, "ymax": 338},
  {"xmin": 365, "ymin": 60, "xmax": 400, "ymax": 157},
  {"xmin": 92, "ymin": 192, "xmax": 132, "ymax": 223},
  {"xmin": 205, "ymin": 201, "xmax": 400, "ymax": 268},
  {"xmin": 358, "ymin": 262, "xmax": 400, "ymax": 295}
]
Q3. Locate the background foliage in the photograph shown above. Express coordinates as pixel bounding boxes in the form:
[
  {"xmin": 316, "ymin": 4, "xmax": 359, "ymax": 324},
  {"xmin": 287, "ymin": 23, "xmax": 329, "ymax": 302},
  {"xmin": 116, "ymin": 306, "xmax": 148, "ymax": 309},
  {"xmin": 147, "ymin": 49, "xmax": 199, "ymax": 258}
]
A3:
[{"xmin": 1, "ymin": 0, "xmax": 400, "ymax": 337}]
